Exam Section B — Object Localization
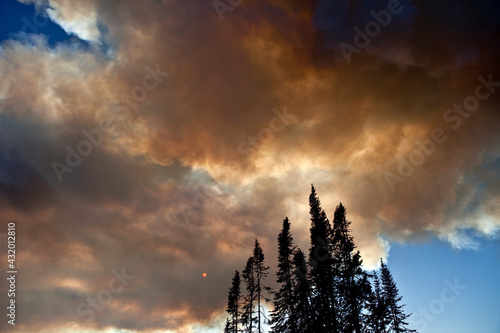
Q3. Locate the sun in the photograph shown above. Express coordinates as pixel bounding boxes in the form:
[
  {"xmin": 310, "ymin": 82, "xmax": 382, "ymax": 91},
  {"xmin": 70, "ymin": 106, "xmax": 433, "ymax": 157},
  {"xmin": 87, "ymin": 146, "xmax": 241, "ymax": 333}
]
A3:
[{"xmin": 202, "ymin": 272, "xmax": 207, "ymax": 277}]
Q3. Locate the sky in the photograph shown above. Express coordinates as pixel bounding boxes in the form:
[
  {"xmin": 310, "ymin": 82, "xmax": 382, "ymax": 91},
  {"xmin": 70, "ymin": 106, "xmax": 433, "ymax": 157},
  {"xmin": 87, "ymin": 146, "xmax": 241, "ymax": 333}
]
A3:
[{"xmin": 0, "ymin": 0, "xmax": 499, "ymax": 332}]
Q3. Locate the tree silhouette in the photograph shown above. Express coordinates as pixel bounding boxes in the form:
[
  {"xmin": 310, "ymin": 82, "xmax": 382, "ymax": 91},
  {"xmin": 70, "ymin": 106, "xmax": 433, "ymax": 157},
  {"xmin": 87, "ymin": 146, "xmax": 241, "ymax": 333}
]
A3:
[
  {"xmin": 380, "ymin": 259, "xmax": 416, "ymax": 333},
  {"xmin": 225, "ymin": 270, "xmax": 241, "ymax": 333},
  {"xmin": 222, "ymin": 185, "xmax": 418, "ymax": 333},
  {"xmin": 332, "ymin": 203, "xmax": 369, "ymax": 332},
  {"xmin": 270, "ymin": 217, "xmax": 296, "ymax": 333},
  {"xmin": 292, "ymin": 249, "xmax": 313, "ymax": 333},
  {"xmin": 308, "ymin": 185, "xmax": 337, "ymax": 332},
  {"xmin": 253, "ymin": 239, "xmax": 271, "ymax": 333},
  {"xmin": 241, "ymin": 256, "xmax": 257, "ymax": 332},
  {"xmin": 365, "ymin": 272, "xmax": 390, "ymax": 333}
]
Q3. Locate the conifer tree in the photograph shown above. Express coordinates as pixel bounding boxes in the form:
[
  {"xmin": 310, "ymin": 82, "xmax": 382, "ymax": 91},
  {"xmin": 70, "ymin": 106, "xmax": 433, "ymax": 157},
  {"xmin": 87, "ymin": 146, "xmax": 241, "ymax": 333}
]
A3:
[
  {"xmin": 365, "ymin": 272, "xmax": 390, "ymax": 333},
  {"xmin": 225, "ymin": 270, "xmax": 241, "ymax": 333},
  {"xmin": 253, "ymin": 239, "xmax": 271, "ymax": 333},
  {"xmin": 222, "ymin": 186, "xmax": 418, "ymax": 333},
  {"xmin": 292, "ymin": 249, "xmax": 313, "ymax": 333},
  {"xmin": 241, "ymin": 256, "xmax": 257, "ymax": 332},
  {"xmin": 308, "ymin": 185, "xmax": 337, "ymax": 332},
  {"xmin": 270, "ymin": 218, "xmax": 296, "ymax": 333},
  {"xmin": 380, "ymin": 260, "xmax": 416, "ymax": 333},
  {"xmin": 332, "ymin": 203, "xmax": 368, "ymax": 333}
]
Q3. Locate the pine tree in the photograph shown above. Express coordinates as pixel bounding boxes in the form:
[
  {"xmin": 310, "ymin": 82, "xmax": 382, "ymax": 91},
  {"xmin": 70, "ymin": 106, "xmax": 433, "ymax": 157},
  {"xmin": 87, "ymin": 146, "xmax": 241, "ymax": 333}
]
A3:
[
  {"xmin": 270, "ymin": 217, "xmax": 296, "ymax": 333},
  {"xmin": 222, "ymin": 186, "xmax": 418, "ymax": 333},
  {"xmin": 332, "ymin": 203, "xmax": 368, "ymax": 333},
  {"xmin": 253, "ymin": 239, "xmax": 271, "ymax": 333},
  {"xmin": 241, "ymin": 256, "xmax": 257, "ymax": 332},
  {"xmin": 380, "ymin": 259, "xmax": 416, "ymax": 333},
  {"xmin": 292, "ymin": 249, "xmax": 313, "ymax": 333},
  {"xmin": 365, "ymin": 272, "xmax": 390, "ymax": 333},
  {"xmin": 308, "ymin": 185, "xmax": 337, "ymax": 332},
  {"xmin": 226, "ymin": 270, "xmax": 241, "ymax": 333}
]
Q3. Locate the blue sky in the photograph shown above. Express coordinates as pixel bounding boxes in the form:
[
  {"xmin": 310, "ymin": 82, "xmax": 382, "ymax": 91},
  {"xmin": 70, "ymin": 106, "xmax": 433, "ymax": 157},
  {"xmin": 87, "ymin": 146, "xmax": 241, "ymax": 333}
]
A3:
[
  {"xmin": 0, "ymin": 0, "xmax": 499, "ymax": 332},
  {"xmin": 0, "ymin": 0, "xmax": 72, "ymax": 45},
  {"xmin": 389, "ymin": 237, "xmax": 500, "ymax": 333}
]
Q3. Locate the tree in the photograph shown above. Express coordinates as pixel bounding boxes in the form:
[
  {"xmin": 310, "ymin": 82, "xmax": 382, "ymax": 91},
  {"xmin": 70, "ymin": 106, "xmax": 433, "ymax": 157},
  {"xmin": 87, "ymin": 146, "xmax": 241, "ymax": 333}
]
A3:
[
  {"xmin": 226, "ymin": 270, "xmax": 241, "ymax": 333},
  {"xmin": 380, "ymin": 259, "xmax": 416, "ymax": 333},
  {"xmin": 332, "ymin": 202, "xmax": 368, "ymax": 333},
  {"xmin": 270, "ymin": 217, "xmax": 296, "ymax": 333},
  {"xmin": 365, "ymin": 272, "xmax": 390, "ymax": 333},
  {"xmin": 308, "ymin": 185, "xmax": 337, "ymax": 332},
  {"xmin": 241, "ymin": 256, "xmax": 257, "ymax": 332},
  {"xmin": 253, "ymin": 239, "xmax": 271, "ymax": 333},
  {"xmin": 292, "ymin": 249, "xmax": 313, "ymax": 333},
  {"xmin": 221, "ymin": 186, "xmax": 418, "ymax": 333}
]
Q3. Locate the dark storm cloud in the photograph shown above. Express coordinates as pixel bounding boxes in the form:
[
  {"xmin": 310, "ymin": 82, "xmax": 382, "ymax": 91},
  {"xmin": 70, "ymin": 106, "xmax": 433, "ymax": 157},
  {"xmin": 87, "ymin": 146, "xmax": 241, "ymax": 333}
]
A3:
[
  {"xmin": 410, "ymin": 0, "xmax": 500, "ymax": 71},
  {"xmin": 0, "ymin": 146, "xmax": 55, "ymax": 211}
]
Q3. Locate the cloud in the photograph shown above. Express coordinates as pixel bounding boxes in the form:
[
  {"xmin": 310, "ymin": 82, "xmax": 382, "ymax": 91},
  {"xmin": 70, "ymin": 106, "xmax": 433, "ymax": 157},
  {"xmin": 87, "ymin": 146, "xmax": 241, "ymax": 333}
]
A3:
[
  {"xmin": 0, "ymin": 0, "xmax": 499, "ymax": 331},
  {"xmin": 18, "ymin": 0, "xmax": 101, "ymax": 42}
]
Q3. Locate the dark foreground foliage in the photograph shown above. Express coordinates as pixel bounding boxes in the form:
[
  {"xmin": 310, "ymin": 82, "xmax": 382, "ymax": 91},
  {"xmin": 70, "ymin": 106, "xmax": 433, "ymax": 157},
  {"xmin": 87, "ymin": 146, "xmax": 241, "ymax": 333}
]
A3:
[{"xmin": 224, "ymin": 185, "xmax": 416, "ymax": 333}]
